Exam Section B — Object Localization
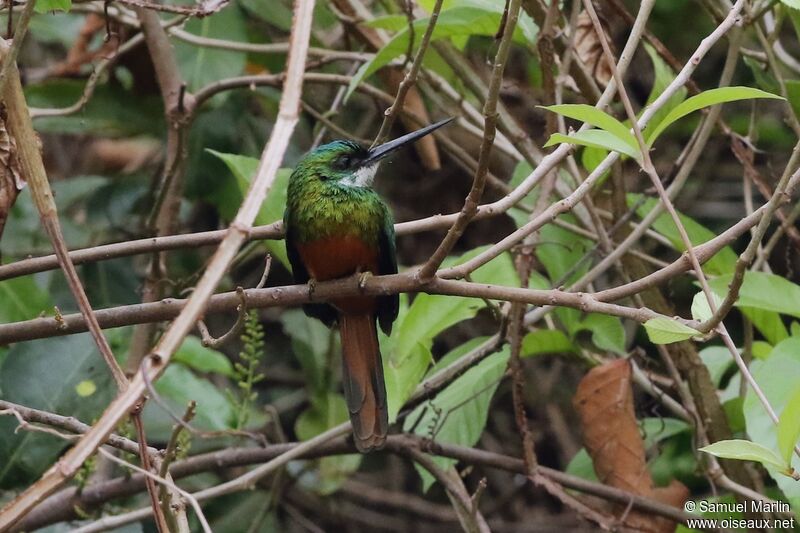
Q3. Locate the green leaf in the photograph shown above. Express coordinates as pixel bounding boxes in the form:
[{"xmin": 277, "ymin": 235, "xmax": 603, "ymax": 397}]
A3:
[
  {"xmin": 35, "ymin": 0, "xmax": 71, "ymax": 13},
  {"xmin": 699, "ymin": 346, "xmax": 734, "ymax": 387},
  {"xmin": 521, "ymin": 329, "xmax": 576, "ymax": 357},
  {"xmin": 384, "ymin": 342, "xmax": 433, "ymax": 423},
  {"xmin": 700, "ymin": 439, "xmax": 788, "ymax": 471},
  {"xmin": 691, "ymin": 291, "xmax": 722, "ymax": 322},
  {"xmin": 789, "ymin": 5, "xmax": 800, "ymax": 41},
  {"xmin": 143, "ymin": 364, "xmax": 235, "ymax": 437},
  {"xmin": 174, "ymin": 7, "xmax": 247, "ymax": 93},
  {"xmin": 404, "ymin": 347, "xmax": 510, "ymax": 490},
  {"xmin": 580, "ymin": 144, "xmax": 609, "ymax": 175},
  {"xmin": 544, "ymin": 130, "xmax": 640, "ymax": 160},
  {"xmin": 174, "ymin": 336, "xmax": 234, "ymax": 377},
  {"xmin": 778, "ymin": 388, "xmax": 800, "ymax": 465},
  {"xmin": 646, "ymin": 87, "xmax": 783, "ymax": 144},
  {"xmin": 0, "ymin": 335, "xmax": 115, "ymax": 487},
  {"xmin": 708, "ymin": 271, "xmax": 800, "ymax": 319},
  {"xmin": 296, "ymin": 393, "xmax": 349, "ymax": 439},
  {"xmin": 642, "ymin": 43, "xmax": 687, "ymax": 138},
  {"xmin": 23, "ymin": 13, "xmax": 83, "ymax": 46},
  {"xmin": 385, "ymin": 247, "xmax": 516, "ymax": 421},
  {"xmin": 366, "ymin": 14, "xmax": 409, "ymax": 30},
  {"xmin": 752, "ymin": 340, "xmax": 774, "ymax": 360},
  {"xmin": 742, "ymin": 307, "xmax": 789, "ymax": 345},
  {"xmin": 282, "ymin": 309, "xmax": 336, "ymax": 395},
  {"xmin": 535, "ymin": 215, "xmax": 592, "ymax": 285},
  {"xmin": 572, "ymin": 314, "xmax": 626, "ymax": 354},
  {"xmin": 540, "ymin": 104, "xmax": 637, "ymax": 150},
  {"xmin": 0, "ymin": 277, "xmax": 50, "ymax": 323},
  {"xmin": 744, "ymin": 337, "xmax": 800, "ymax": 511},
  {"xmin": 644, "ymin": 317, "xmax": 700, "ymax": 344},
  {"xmin": 346, "ymin": 4, "xmax": 537, "ymax": 99},
  {"xmin": 744, "ymin": 56, "xmax": 781, "ymax": 95},
  {"xmin": 295, "ymin": 392, "xmax": 361, "ymax": 494},
  {"xmin": 629, "ymin": 195, "xmax": 737, "ymax": 275},
  {"xmin": 27, "ymin": 80, "xmax": 164, "ymax": 136},
  {"xmin": 207, "ymin": 150, "xmax": 290, "ymax": 267}
]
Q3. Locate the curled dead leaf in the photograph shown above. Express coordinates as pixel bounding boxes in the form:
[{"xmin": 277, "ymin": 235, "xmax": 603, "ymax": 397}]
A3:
[
  {"xmin": 574, "ymin": 10, "xmax": 614, "ymax": 88},
  {"xmin": 0, "ymin": 109, "xmax": 24, "ymax": 244},
  {"xmin": 573, "ymin": 359, "xmax": 688, "ymax": 533}
]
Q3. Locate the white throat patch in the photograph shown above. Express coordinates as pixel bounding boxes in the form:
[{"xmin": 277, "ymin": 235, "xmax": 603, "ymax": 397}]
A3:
[{"xmin": 343, "ymin": 163, "xmax": 378, "ymax": 187}]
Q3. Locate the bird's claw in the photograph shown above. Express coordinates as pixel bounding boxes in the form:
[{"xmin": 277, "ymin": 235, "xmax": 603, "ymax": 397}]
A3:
[
  {"xmin": 307, "ymin": 278, "xmax": 317, "ymax": 298},
  {"xmin": 357, "ymin": 271, "xmax": 372, "ymax": 290}
]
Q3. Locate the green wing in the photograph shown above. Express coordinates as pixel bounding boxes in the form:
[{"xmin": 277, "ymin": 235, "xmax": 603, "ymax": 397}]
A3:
[{"xmin": 377, "ymin": 211, "xmax": 399, "ymax": 336}]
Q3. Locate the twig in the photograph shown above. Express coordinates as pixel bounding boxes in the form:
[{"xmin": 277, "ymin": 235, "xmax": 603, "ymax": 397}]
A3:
[
  {"xmin": 416, "ymin": 0, "xmax": 521, "ymax": 280},
  {"xmin": 132, "ymin": 407, "xmax": 170, "ymax": 532},
  {"xmin": 114, "ymin": 0, "xmax": 227, "ymax": 16},
  {"xmin": 369, "ymin": 0, "xmax": 444, "ymax": 148},
  {"xmin": 0, "ymin": 400, "xmax": 158, "ymax": 457},
  {"xmin": 0, "ymin": 274, "xmax": 700, "ymax": 344},
  {"xmin": 197, "ymin": 286, "xmax": 248, "ymax": 348},
  {"xmin": 396, "ymin": 446, "xmax": 491, "ymax": 533},
  {"xmin": 14, "ymin": 435, "xmax": 700, "ymax": 531},
  {"xmin": 158, "ymin": 401, "xmax": 196, "ymax": 532},
  {"xmin": 30, "ymin": 31, "xmax": 149, "ymax": 119},
  {"xmin": 94, "ymin": 448, "xmax": 212, "ymax": 533},
  {"xmin": 699, "ymin": 142, "xmax": 800, "ymax": 331},
  {"xmin": 127, "ymin": 5, "xmax": 196, "ymax": 377}
]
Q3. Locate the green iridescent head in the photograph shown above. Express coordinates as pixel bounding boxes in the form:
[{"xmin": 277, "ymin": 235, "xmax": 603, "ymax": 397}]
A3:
[{"xmin": 291, "ymin": 117, "xmax": 455, "ymax": 188}]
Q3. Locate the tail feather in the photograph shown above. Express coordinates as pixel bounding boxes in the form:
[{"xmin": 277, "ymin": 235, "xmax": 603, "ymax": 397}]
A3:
[{"xmin": 339, "ymin": 313, "xmax": 388, "ymax": 452}]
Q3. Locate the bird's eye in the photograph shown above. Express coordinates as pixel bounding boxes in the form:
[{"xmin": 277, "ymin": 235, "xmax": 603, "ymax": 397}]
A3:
[{"xmin": 337, "ymin": 155, "xmax": 351, "ymax": 168}]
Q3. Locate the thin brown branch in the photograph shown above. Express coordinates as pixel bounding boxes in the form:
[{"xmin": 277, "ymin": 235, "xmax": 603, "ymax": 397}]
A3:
[
  {"xmin": 0, "ymin": 274, "xmax": 695, "ymax": 344},
  {"xmin": 699, "ymin": 142, "xmax": 800, "ymax": 331},
  {"xmin": 132, "ymin": 407, "xmax": 170, "ymax": 532},
  {"xmin": 397, "ymin": 446, "xmax": 491, "ymax": 533},
  {"xmin": 18, "ymin": 434, "xmax": 700, "ymax": 531},
  {"xmin": 370, "ymin": 0, "xmax": 444, "ymax": 148},
  {"xmin": 0, "ymin": 400, "xmax": 157, "ymax": 457},
  {"xmin": 417, "ymin": 0, "xmax": 521, "ymax": 280}
]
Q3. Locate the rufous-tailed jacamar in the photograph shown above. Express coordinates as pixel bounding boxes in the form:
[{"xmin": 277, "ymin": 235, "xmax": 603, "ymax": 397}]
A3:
[{"xmin": 284, "ymin": 118, "xmax": 453, "ymax": 452}]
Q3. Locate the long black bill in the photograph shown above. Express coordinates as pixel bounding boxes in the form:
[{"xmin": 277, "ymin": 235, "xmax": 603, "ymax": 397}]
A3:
[{"xmin": 363, "ymin": 117, "xmax": 455, "ymax": 166}]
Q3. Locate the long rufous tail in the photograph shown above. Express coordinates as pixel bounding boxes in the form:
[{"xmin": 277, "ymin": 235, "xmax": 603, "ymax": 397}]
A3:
[{"xmin": 339, "ymin": 313, "xmax": 388, "ymax": 452}]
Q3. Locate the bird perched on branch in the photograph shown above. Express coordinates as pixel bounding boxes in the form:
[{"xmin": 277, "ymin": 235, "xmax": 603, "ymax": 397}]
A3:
[{"xmin": 284, "ymin": 118, "xmax": 453, "ymax": 452}]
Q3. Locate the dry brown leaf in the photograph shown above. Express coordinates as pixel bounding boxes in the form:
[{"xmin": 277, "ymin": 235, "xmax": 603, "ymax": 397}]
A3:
[
  {"xmin": 0, "ymin": 110, "xmax": 24, "ymax": 244},
  {"xmin": 574, "ymin": 10, "xmax": 613, "ymax": 88},
  {"xmin": 573, "ymin": 359, "xmax": 688, "ymax": 533}
]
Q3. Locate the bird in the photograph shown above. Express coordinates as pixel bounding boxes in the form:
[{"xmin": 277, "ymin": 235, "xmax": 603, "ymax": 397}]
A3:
[{"xmin": 284, "ymin": 118, "xmax": 454, "ymax": 452}]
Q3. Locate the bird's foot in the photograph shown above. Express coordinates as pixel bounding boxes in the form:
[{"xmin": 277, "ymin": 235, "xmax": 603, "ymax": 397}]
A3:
[
  {"xmin": 307, "ymin": 278, "xmax": 318, "ymax": 299},
  {"xmin": 357, "ymin": 271, "xmax": 372, "ymax": 291}
]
